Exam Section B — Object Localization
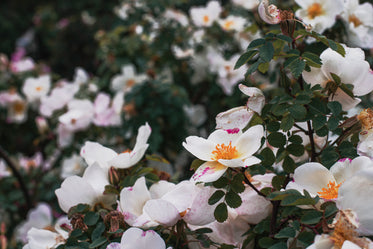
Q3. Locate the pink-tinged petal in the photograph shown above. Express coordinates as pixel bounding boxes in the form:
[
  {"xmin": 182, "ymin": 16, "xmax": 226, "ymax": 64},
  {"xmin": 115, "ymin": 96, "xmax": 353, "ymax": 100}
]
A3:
[
  {"xmin": 182, "ymin": 136, "xmax": 217, "ymax": 161},
  {"xmin": 82, "ymin": 163, "xmax": 109, "ymax": 195},
  {"xmin": 191, "ymin": 161, "xmax": 228, "ymax": 183},
  {"xmin": 235, "ymin": 125, "xmax": 263, "ymax": 158},
  {"xmin": 55, "ymin": 176, "xmax": 97, "ymax": 213},
  {"xmin": 289, "ymin": 162, "xmax": 336, "ymax": 195},
  {"xmin": 236, "ymin": 188, "xmax": 272, "ymax": 224},
  {"xmin": 120, "ymin": 228, "xmax": 166, "ymax": 249},
  {"xmin": 80, "ymin": 141, "xmax": 117, "ymax": 170},
  {"xmin": 94, "ymin": 93, "xmax": 110, "ymax": 114},
  {"xmin": 238, "ymin": 85, "xmax": 265, "ymax": 114},
  {"xmin": 306, "ymin": 234, "xmax": 334, "ymax": 249},
  {"xmin": 337, "ymin": 168, "xmax": 373, "ymax": 236},
  {"xmin": 243, "ymin": 156, "xmax": 261, "ymax": 167},
  {"xmin": 106, "ymin": 242, "xmax": 121, "ymax": 249},
  {"xmin": 208, "ymin": 129, "xmax": 241, "ymax": 145},
  {"xmin": 149, "ymin": 180, "xmax": 176, "ymax": 199},
  {"xmin": 119, "ymin": 177, "xmax": 151, "ymax": 219},
  {"xmin": 215, "ymin": 106, "xmax": 254, "ymax": 130},
  {"xmin": 183, "ymin": 185, "xmax": 217, "ymax": 226},
  {"xmin": 258, "ymin": 0, "xmax": 280, "ymax": 24},
  {"xmin": 218, "ymin": 158, "xmax": 245, "ymax": 167},
  {"xmin": 143, "ymin": 199, "xmax": 180, "ymax": 226}
]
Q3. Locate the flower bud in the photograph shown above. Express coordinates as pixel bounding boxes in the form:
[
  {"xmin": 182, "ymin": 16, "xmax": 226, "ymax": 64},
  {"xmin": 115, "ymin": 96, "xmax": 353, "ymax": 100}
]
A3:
[
  {"xmin": 258, "ymin": 0, "xmax": 280, "ymax": 24},
  {"xmin": 109, "ymin": 166, "xmax": 120, "ymax": 186}
]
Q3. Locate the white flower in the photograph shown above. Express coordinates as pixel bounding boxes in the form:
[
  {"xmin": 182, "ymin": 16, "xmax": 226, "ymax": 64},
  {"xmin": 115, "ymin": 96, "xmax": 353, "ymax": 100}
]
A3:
[
  {"xmin": 72, "ymin": 67, "xmax": 89, "ymax": 85},
  {"xmin": 258, "ymin": 0, "xmax": 281, "ymax": 24},
  {"xmin": 60, "ymin": 154, "xmax": 86, "ymax": 179},
  {"xmin": 164, "ymin": 9, "xmax": 189, "ymax": 27},
  {"xmin": 286, "ymin": 157, "xmax": 373, "ymax": 202},
  {"xmin": 172, "ymin": 46, "xmax": 195, "ymax": 59},
  {"xmin": 117, "ymin": 227, "xmax": 169, "ymax": 249},
  {"xmin": 16, "ymin": 203, "xmax": 53, "ymax": 243},
  {"xmin": 93, "ymin": 92, "xmax": 124, "ymax": 127},
  {"xmin": 55, "ymin": 163, "xmax": 116, "ymax": 213},
  {"xmin": 22, "ymin": 75, "xmax": 51, "ymax": 102},
  {"xmin": 233, "ymin": 0, "xmax": 259, "ymax": 10},
  {"xmin": 239, "ymin": 84, "xmax": 265, "ymax": 114},
  {"xmin": 337, "ymin": 168, "xmax": 373, "ymax": 235},
  {"xmin": 218, "ymin": 16, "xmax": 247, "ymax": 32},
  {"xmin": 119, "ymin": 177, "xmax": 217, "ymax": 228},
  {"xmin": 215, "ymin": 107, "xmax": 254, "ymax": 131},
  {"xmin": 341, "ymin": 0, "xmax": 373, "ymax": 49},
  {"xmin": 302, "ymin": 45, "xmax": 373, "ymax": 111},
  {"xmin": 114, "ymin": 3, "xmax": 131, "ymax": 20},
  {"xmin": 0, "ymin": 91, "xmax": 28, "ymax": 123},
  {"xmin": 183, "ymin": 125, "xmax": 263, "ymax": 183},
  {"xmin": 39, "ymin": 81, "xmax": 79, "ymax": 117},
  {"xmin": 22, "ymin": 216, "xmax": 70, "ymax": 249},
  {"xmin": 19, "ymin": 152, "xmax": 43, "ymax": 171},
  {"xmin": 0, "ymin": 159, "xmax": 10, "ymax": 178},
  {"xmin": 10, "ymin": 58, "xmax": 35, "ymax": 73},
  {"xmin": 295, "ymin": 0, "xmax": 344, "ymax": 33},
  {"xmin": 111, "ymin": 65, "xmax": 147, "ymax": 93},
  {"xmin": 80, "ymin": 123, "xmax": 151, "ymax": 170},
  {"xmin": 58, "ymin": 99, "xmax": 94, "ymax": 132},
  {"xmin": 190, "ymin": 1, "xmax": 222, "ymax": 27}
]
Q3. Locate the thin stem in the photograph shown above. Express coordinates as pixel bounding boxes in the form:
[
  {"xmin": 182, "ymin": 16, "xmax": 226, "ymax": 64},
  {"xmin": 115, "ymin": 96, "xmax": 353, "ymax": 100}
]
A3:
[
  {"xmin": 241, "ymin": 168, "xmax": 267, "ymax": 198},
  {"xmin": 270, "ymin": 200, "xmax": 281, "ymax": 236},
  {"xmin": 0, "ymin": 146, "xmax": 32, "ymax": 215},
  {"xmin": 306, "ymin": 120, "xmax": 317, "ymax": 162}
]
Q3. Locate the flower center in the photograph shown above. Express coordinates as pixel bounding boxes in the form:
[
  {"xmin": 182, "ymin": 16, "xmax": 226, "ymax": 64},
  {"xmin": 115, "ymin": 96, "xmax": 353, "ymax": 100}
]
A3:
[
  {"xmin": 121, "ymin": 149, "xmax": 132, "ymax": 154},
  {"xmin": 126, "ymin": 79, "xmax": 136, "ymax": 88},
  {"xmin": 358, "ymin": 108, "xmax": 373, "ymax": 132},
  {"xmin": 317, "ymin": 181, "xmax": 341, "ymax": 200},
  {"xmin": 307, "ymin": 3, "xmax": 324, "ymax": 19},
  {"xmin": 211, "ymin": 141, "xmax": 239, "ymax": 160},
  {"xmin": 12, "ymin": 100, "xmax": 25, "ymax": 114},
  {"xmin": 223, "ymin": 20, "xmax": 234, "ymax": 30},
  {"xmin": 203, "ymin": 15, "xmax": 209, "ymax": 23},
  {"xmin": 35, "ymin": 86, "xmax": 43, "ymax": 92},
  {"xmin": 348, "ymin": 14, "xmax": 362, "ymax": 27}
]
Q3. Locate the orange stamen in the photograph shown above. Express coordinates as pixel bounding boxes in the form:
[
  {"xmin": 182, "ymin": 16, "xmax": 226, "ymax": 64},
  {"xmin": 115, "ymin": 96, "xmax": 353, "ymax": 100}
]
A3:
[
  {"xmin": 35, "ymin": 86, "xmax": 43, "ymax": 91},
  {"xmin": 223, "ymin": 20, "xmax": 234, "ymax": 30},
  {"xmin": 203, "ymin": 15, "xmax": 209, "ymax": 23},
  {"xmin": 317, "ymin": 181, "xmax": 341, "ymax": 200},
  {"xmin": 349, "ymin": 15, "xmax": 362, "ymax": 27},
  {"xmin": 211, "ymin": 141, "xmax": 239, "ymax": 161},
  {"xmin": 307, "ymin": 3, "xmax": 324, "ymax": 19}
]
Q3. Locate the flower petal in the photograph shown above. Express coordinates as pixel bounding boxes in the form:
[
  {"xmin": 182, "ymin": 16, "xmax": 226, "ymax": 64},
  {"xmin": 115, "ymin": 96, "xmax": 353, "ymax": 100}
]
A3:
[
  {"xmin": 191, "ymin": 161, "xmax": 228, "ymax": 183},
  {"xmin": 235, "ymin": 125, "xmax": 263, "ymax": 158}
]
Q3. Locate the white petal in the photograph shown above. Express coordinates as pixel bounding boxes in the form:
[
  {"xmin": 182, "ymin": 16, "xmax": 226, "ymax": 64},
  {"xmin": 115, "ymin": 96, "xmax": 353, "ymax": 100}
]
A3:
[
  {"xmin": 149, "ymin": 180, "xmax": 176, "ymax": 199},
  {"xmin": 235, "ymin": 125, "xmax": 263, "ymax": 158},
  {"xmin": 143, "ymin": 199, "xmax": 180, "ymax": 226},
  {"xmin": 80, "ymin": 141, "xmax": 117, "ymax": 170},
  {"xmin": 182, "ymin": 136, "xmax": 217, "ymax": 161},
  {"xmin": 120, "ymin": 227, "xmax": 166, "ymax": 249},
  {"xmin": 161, "ymin": 181, "xmax": 195, "ymax": 212},
  {"xmin": 82, "ymin": 163, "xmax": 109, "ymax": 195},
  {"xmin": 215, "ymin": 106, "xmax": 254, "ymax": 130},
  {"xmin": 330, "ymin": 156, "xmax": 373, "ymax": 184}
]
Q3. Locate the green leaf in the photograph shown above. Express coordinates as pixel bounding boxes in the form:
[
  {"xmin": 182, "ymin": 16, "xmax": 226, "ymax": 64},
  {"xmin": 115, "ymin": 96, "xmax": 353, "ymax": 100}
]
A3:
[
  {"xmin": 214, "ymin": 203, "xmax": 228, "ymax": 222},
  {"xmin": 225, "ymin": 190, "xmax": 242, "ymax": 208},
  {"xmin": 212, "ymin": 176, "xmax": 229, "ymax": 189},
  {"xmin": 327, "ymin": 116, "xmax": 339, "ymax": 130},
  {"xmin": 231, "ymin": 174, "xmax": 245, "ymax": 193},
  {"xmin": 268, "ymin": 132, "xmax": 286, "ymax": 148},
  {"xmin": 89, "ymin": 237, "xmax": 107, "ymax": 249},
  {"xmin": 339, "ymin": 83, "xmax": 355, "ymax": 98},
  {"xmin": 289, "ymin": 105, "xmax": 307, "ymax": 120},
  {"xmin": 195, "ymin": 228, "xmax": 213, "ymax": 234},
  {"xmin": 295, "ymin": 94, "xmax": 312, "ymax": 104},
  {"xmin": 297, "ymin": 231, "xmax": 315, "ymax": 246},
  {"xmin": 268, "ymin": 242, "xmax": 288, "ymax": 249},
  {"xmin": 260, "ymin": 147, "xmax": 276, "ymax": 167},
  {"xmin": 327, "ymin": 39, "xmax": 345, "ymax": 56},
  {"xmin": 259, "ymin": 237, "xmax": 275, "ymax": 248},
  {"xmin": 91, "ymin": 222, "xmax": 105, "ymax": 240},
  {"xmin": 281, "ymin": 115, "xmax": 294, "ymax": 132},
  {"xmin": 267, "ymin": 121, "xmax": 280, "ymax": 132},
  {"xmin": 258, "ymin": 62, "xmax": 270, "ymax": 73},
  {"xmin": 302, "ymin": 52, "xmax": 322, "ymax": 68},
  {"xmin": 324, "ymin": 202, "xmax": 338, "ymax": 217},
  {"xmin": 312, "ymin": 115, "xmax": 326, "ymax": 130},
  {"xmin": 288, "ymin": 135, "xmax": 303, "ymax": 144},
  {"xmin": 289, "ymin": 58, "xmax": 306, "ymax": 79},
  {"xmin": 315, "ymin": 126, "xmax": 329, "ymax": 137},
  {"xmin": 321, "ymin": 147, "xmax": 339, "ymax": 168},
  {"xmin": 247, "ymin": 38, "xmax": 266, "ymax": 50},
  {"xmin": 301, "ymin": 210, "xmax": 322, "ymax": 224},
  {"xmin": 234, "ymin": 50, "xmax": 258, "ymax": 69},
  {"xmin": 282, "ymin": 156, "xmax": 296, "ymax": 174},
  {"xmin": 276, "ymin": 34, "xmax": 293, "ymax": 43},
  {"xmin": 208, "ymin": 190, "xmax": 225, "ymax": 205},
  {"xmin": 327, "ymin": 101, "xmax": 342, "ymax": 115},
  {"xmin": 245, "ymin": 60, "xmax": 260, "ymax": 76},
  {"xmin": 272, "ymin": 175, "xmax": 286, "ymax": 190},
  {"xmin": 275, "ymin": 227, "xmax": 296, "ymax": 239},
  {"xmin": 84, "ymin": 212, "xmax": 100, "ymax": 226},
  {"xmin": 259, "ymin": 42, "xmax": 275, "ymax": 62},
  {"xmin": 287, "ymin": 144, "xmax": 305, "ymax": 157}
]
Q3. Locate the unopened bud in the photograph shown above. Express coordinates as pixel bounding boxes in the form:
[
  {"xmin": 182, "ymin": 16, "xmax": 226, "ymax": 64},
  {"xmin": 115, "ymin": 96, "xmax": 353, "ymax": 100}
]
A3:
[
  {"xmin": 35, "ymin": 116, "xmax": 49, "ymax": 134},
  {"xmin": 109, "ymin": 167, "xmax": 120, "ymax": 185}
]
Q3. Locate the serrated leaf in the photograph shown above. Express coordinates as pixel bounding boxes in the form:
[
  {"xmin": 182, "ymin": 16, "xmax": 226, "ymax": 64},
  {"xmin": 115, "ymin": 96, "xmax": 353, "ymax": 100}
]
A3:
[
  {"xmin": 214, "ymin": 203, "xmax": 228, "ymax": 222},
  {"xmin": 245, "ymin": 60, "xmax": 260, "ymax": 76},
  {"xmin": 297, "ymin": 231, "xmax": 315, "ymax": 246},
  {"xmin": 281, "ymin": 115, "xmax": 294, "ymax": 132},
  {"xmin": 259, "ymin": 42, "xmax": 275, "ymax": 62},
  {"xmin": 84, "ymin": 212, "xmax": 100, "ymax": 226},
  {"xmin": 295, "ymin": 94, "xmax": 312, "ymax": 104},
  {"xmin": 275, "ymin": 227, "xmax": 296, "ymax": 238},
  {"xmin": 289, "ymin": 58, "xmax": 306, "ymax": 78},
  {"xmin": 225, "ymin": 190, "xmax": 242, "ymax": 208},
  {"xmin": 276, "ymin": 34, "xmax": 293, "ymax": 43},
  {"xmin": 234, "ymin": 50, "xmax": 258, "ymax": 69},
  {"xmin": 208, "ymin": 190, "xmax": 225, "ymax": 205},
  {"xmin": 247, "ymin": 38, "xmax": 266, "ymax": 50},
  {"xmin": 302, "ymin": 52, "xmax": 322, "ymax": 68},
  {"xmin": 259, "ymin": 237, "xmax": 275, "ymax": 248},
  {"xmin": 268, "ymin": 132, "xmax": 286, "ymax": 148},
  {"xmin": 260, "ymin": 147, "xmax": 276, "ymax": 167},
  {"xmin": 289, "ymin": 105, "xmax": 307, "ymax": 120},
  {"xmin": 287, "ymin": 144, "xmax": 305, "ymax": 157},
  {"xmin": 89, "ymin": 237, "xmax": 107, "ymax": 249},
  {"xmin": 91, "ymin": 222, "xmax": 105, "ymax": 241},
  {"xmin": 301, "ymin": 210, "xmax": 322, "ymax": 224},
  {"xmin": 327, "ymin": 116, "xmax": 339, "ymax": 130},
  {"xmin": 327, "ymin": 101, "xmax": 342, "ymax": 115},
  {"xmin": 312, "ymin": 115, "xmax": 326, "ymax": 130},
  {"xmin": 327, "ymin": 39, "xmax": 345, "ymax": 56},
  {"xmin": 269, "ymin": 242, "xmax": 288, "ymax": 249}
]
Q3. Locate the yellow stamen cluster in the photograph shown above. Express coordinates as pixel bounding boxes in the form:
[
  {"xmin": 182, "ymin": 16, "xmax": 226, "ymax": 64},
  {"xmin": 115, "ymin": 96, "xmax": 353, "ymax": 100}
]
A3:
[
  {"xmin": 203, "ymin": 15, "xmax": 209, "ymax": 23},
  {"xmin": 211, "ymin": 142, "xmax": 239, "ymax": 161},
  {"xmin": 307, "ymin": 3, "xmax": 324, "ymax": 19},
  {"xmin": 317, "ymin": 181, "xmax": 341, "ymax": 200},
  {"xmin": 223, "ymin": 20, "xmax": 234, "ymax": 30},
  {"xmin": 349, "ymin": 15, "xmax": 362, "ymax": 27},
  {"xmin": 358, "ymin": 108, "xmax": 373, "ymax": 132}
]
